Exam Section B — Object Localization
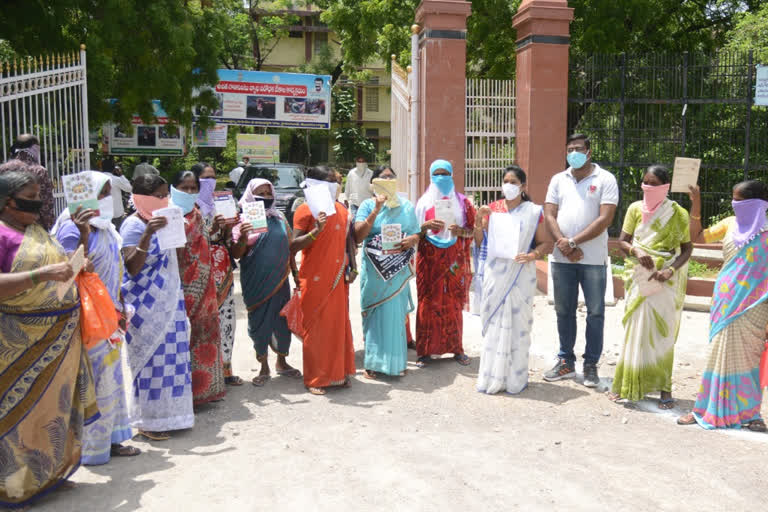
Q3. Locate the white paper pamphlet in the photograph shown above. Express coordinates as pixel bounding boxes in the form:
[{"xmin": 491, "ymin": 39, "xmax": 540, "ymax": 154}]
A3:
[
  {"xmin": 62, "ymin": 172, "xmax": 100, "ymax": 215},
  {"xmin": 213, "ymin": 191, "xmax": 238, "ymax": 219},
  {"xmin": 381, "ymin": 223, "xmax": 402, "ymax": 254},
  {"xmin": 152, "ymin": 206, "xmax": 187, "ymax": 251},
  {"xmin": 242, "ymin": 200, "xmax": 268, "ymax": 233},
  {"xmin": 304, "ymin": 185, "xmax": 336, "ymax": 219},
  {"xmin": 487, "ymin": 213, "xmax": 521, "ymax": 261},
  {"xmin": 671, "ymin": 157, "xmax": 701, "ymax": 193},
  {"xmin": 434, "ymin": 199, "xmax": 455, "ymax": 228},
  {"xmin": 633, "ymin": 264, "xmax": 663, "ymax": 297},
  {"xmin": 56, "ymin": 244, "xmax": 85, "ymax": 300}
]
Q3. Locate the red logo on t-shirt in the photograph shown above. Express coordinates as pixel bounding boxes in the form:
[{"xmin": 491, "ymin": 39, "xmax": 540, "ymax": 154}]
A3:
[{"xmin": 589, "ymin": 185, "xmax": 597, "ymax": 194}]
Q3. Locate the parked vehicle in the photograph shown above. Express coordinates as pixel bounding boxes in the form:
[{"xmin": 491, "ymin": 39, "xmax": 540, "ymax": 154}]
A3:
[{"xmin": 230, "ymin": 163, "xmax": 306, "ymax": 224}]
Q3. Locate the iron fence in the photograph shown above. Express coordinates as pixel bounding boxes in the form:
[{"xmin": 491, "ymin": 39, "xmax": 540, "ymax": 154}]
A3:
[{"xmin": 568, "ymin": 50, "xmax": 768, "ymax": 236}]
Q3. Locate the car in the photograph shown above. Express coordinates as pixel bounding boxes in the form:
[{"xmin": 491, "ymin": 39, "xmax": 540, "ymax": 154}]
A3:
[{"xmin": 230, "ymin": 163, "xmax": 306, "ymax": 224}]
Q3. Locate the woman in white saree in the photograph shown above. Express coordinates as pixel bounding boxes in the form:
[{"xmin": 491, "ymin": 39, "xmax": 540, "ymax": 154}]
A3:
[{"xmin": 474, "ymin": 166, "xmax": 553, "ymax": 394}]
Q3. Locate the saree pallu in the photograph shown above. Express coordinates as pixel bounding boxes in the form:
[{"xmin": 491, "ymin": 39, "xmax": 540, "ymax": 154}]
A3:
[
  {"xmin": 240, "ymin": 215, "xmax": 292, "ymax": 357},
  {"xmin": 179, "ymin": 209, "xmax": 225, "ymax": 405},
  {"xmin": 294, "ymin": 203, "xmax": 355, "ymax": 387},
  {"xmin": 476, "ymin": 201, "xmax": 541, "ymax": 395},
  {"xmin": 358, "ymin": 198, "xmax": 419, "ymax": 376},
  {"xmin": 120, "ymin": 216, "xmax": 194, "ymax": 432},
  {"xmin": 205, "ymin": 214, "xmax": 237, "ymax": 377},
  {"xmin": 66, "ymin": 226, "xmax": 131, "ymax": 465},
  {"xmin": 0, "ymin": 224, "xmax": 99, "ymax": 508},
  {"xmin": 693, "ymin": 224, "xmax": 768, "ymax": 429},
  {"xmin": 415, "ymin": 197, "xmax": 475, "ymax": 357},
  {"xmin": 612, "ymin": 200, "xmax": 689, "ymax": 401}
]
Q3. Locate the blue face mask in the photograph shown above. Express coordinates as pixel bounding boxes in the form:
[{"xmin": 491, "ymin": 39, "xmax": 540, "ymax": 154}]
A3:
[
  {"xmin": 566, "ymin": 151, "xmax": 588, "ymax": 170},
  {"xmin": 432, "ymin": 174, "xmax": 454, "ymax": 196},
  {"xmin": 171, "ymin": 186, "xmax": 199, "ymax": 215}
]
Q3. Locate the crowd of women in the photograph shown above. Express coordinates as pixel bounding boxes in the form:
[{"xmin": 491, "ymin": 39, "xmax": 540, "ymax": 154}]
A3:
[{"xmin": 1, "ymin": 133, "xmax": 766, "ymax": 508}]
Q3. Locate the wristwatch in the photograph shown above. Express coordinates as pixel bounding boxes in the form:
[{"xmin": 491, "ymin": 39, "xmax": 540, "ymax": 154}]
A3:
[{"xmin": 568, "ymin": 238, "xmax": 577, "ymax": 249}]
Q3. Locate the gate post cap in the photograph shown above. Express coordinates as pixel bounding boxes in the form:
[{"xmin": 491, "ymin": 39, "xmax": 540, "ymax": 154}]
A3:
[
  {"xmin": 80, "ymin": 44, "xmax": 86, "ymax": 51},
  {"xmin": 411, "ymin": 24, "xmax": 421, "ymax": 34}
]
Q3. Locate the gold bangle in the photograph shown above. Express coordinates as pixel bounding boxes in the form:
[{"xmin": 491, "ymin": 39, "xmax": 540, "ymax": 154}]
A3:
[
  {"xmin": 308, "ymin": 231, "xmax": 316, "ymax": 240},
  {"xmin": 690, "ymin": 214, "xmax": 701, "ymax": 220},
  {"xmin": 534, "ymin": 248, "xmax": 542, "ymax": 258},
  {"xmin": 135, "ymin": 246, "xmax": 147, "ymax": 253}
]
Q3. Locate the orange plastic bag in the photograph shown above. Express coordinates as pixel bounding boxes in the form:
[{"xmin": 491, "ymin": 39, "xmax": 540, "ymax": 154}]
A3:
[
  {"xmin": 279, "ymin": 289, "xmax": 305, "ymax": 341},
  {"xmin": 77, "ymin": 272, "xmax": 120, "ymax": 349},
  {"xmin": 760, "ymin": 341, "xmax": 768, "ymax": 389}
]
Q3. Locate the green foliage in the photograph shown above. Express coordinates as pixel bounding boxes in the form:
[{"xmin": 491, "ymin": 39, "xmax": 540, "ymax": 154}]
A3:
[
  {"xmin": 331, "ymin": 86, "xmax": 375, "ymax": 163},
  {"xmin": 725, "ymin": 3, "xmax": 768, "ymax": 63}
]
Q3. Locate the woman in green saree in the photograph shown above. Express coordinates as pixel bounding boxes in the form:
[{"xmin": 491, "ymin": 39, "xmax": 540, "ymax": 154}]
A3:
[{"xmin": 0, "ymin": 171, "xmax": 99, "ymax": 508}]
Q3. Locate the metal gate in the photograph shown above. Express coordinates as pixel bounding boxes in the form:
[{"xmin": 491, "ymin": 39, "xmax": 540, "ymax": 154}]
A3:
[
  {"xmin": 568, "ymin": 50, "xmax": 768, "ymax": 235},
  {"xmin": 465, "ymin": 78, "xmax": 515, "ymax": 204},
  {"xmin": 390, "ymin": 59, "xmax": 412, "ymax": 199},
  {"xmin": 0, "ymin": 47, "xmax": 90, "ymax": 214}
]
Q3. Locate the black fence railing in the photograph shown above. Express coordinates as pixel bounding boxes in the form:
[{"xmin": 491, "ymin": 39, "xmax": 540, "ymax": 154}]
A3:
[{"xmin": 568, "ymin": 50, "xmax": 768, "ymax": 236}]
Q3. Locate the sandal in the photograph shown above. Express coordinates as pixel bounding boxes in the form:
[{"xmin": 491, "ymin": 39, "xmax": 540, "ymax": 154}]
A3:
[
  {"xmin": 225, "ymin": 376, "xmax": 244, "ymax": 386},
  {"xmin": 658, "ymin": 398, "xmax": 675, "ymax": 410},
  {"xmin": 415, "ymin": 357, "xmax": 429, "ymax": 369},
  {"xmin": 111, "ymin": 444, "xmax": 141, "ymax": 457},
  {"xmin": 307, "ymin": 386, "xmax": 326, "ymax": 395},
  {"xmin": 251, "ymin": 374, "xmax": 271, "ymax": 387},
  {"xmin": 276, "ymin": 368, "xmax": 302, "ymax": 378},
  {"xmin": 744, "ymin": 419, "xmax": 767, "ymax": 432},
  {"xmin": 454, "ymin": 353, "xmax": 470, "ymax": 366},
  {"xmin": 341, "ymin": 377, "xmax": 352, "ymax": 388},
  {"xmin": 136, "ymin": 430, "xmax": 170, "ymax": 441},
  {"xmin": 605, "ymin": 392, "xmax": 622, "ymax": 402},
  {"xmin": 363, "ymin": 369, "xmax": 377, "ymax": 380},
  {"xmin": 676, "ymin": 413, "xmax": 697, "ymax": 426}
]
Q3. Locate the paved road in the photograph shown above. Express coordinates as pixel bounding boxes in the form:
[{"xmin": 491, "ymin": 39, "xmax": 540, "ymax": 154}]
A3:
[{"xmin": 31, "ymin": 275, "xmax": 768, "ymax": 511}]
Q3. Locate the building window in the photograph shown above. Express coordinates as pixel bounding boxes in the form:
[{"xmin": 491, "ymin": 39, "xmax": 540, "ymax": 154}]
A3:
[
  {"xmin": 365, "ymin": 128, "xmax": 380, "ymax": 138},
  {"xmin": 365, "ymin": 79, "xmax": 379, "ymax": 113},
  {"xmin": 289, "ymin": 31, "xmax": 303, "ymax": 38},
  {"xmin": 314, "ymin": 32, "xmax": 328, "ymax": 55}
]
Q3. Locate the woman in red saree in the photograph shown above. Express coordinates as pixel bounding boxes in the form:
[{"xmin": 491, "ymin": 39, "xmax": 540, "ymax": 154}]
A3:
[
  {"xmin": 291, "ymin": 166, "xmax": 356, "ymax": 395},
  {"xmin": 414, "ymin": 159, "xmax": 476, "ymax": 367},
  {"xmin": 171, "ymin": 171, "xmax": 226, "ymax": 406}
]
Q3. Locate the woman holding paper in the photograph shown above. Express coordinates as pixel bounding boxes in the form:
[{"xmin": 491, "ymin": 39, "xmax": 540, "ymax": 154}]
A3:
[
  {"xmin": 195, "ymin": 163, "xmax": 242, "ymax": 386},
  {"xmin": 678, "ymin": 180, "xmax": 768, "ymax": 431},
  {"xmin": 52, "ymin": 171, "xmax": 139, "ymax": 463},
  {"xmin": 231, "ymin": 178, "xmax": 301, "ymax": 386},
  {"xmin": 171, "ymin": 170, "xmax": 226, "ymax": 406},
  {"xmin": 291, "ymin": 166, "xmax": 356, "ymax": 395},
  {"xmin": 609, "ymin": 165, "xmax": 692, "ymax": 409},
  {"xmin": 0, "ymin": 171, "xmax": 100, "ymax": 507},
  {"xmin": 354, "ymin": 166, "xmax": 420, "ymax": 379},
  {"xmin": 473, "ymin": 166, "xmax": 552, "ymax": 394},
  {"xmin": 120, "ymin": 175, "xmax": 194, "ymax": 441},
  {"xmin": 414, "ymin": 159, "xmax": 476, "ymax": 367}
]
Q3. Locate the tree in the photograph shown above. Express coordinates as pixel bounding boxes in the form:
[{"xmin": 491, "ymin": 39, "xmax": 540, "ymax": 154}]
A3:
[
  {"xmin": 331, "ymin": 86, "xmax": 375, "ymax": 164},
  {"xmin": 725, "ymin": 2, "xmax": 768, "ymax": 63},
  {"xmin": 0, "ymin": 0, "xmax": 222, "ymax": 128}
]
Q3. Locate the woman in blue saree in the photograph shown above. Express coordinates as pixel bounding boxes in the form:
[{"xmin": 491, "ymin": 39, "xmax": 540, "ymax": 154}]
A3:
[
  {"xmin": 354, "ymin": 166, "xmax": 420, "ymax": 379},
  {"xmin": 232, "ymin": 178, "xmax": 301, "ymax": 386}
]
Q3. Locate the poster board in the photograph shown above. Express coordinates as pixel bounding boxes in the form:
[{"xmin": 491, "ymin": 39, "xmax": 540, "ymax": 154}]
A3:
[{"xmin": 105, "ymin": 100, "xmax": 185, "ymax": 156}]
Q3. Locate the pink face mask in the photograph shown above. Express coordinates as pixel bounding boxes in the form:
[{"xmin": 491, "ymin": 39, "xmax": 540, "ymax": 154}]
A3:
[
  {"xmin": 132, "ymin": 194, "xmax": 169, "ymax": 221},
  {"xmin": 641, "ymin": 183, "xmax": 670, "ymax": 224}
]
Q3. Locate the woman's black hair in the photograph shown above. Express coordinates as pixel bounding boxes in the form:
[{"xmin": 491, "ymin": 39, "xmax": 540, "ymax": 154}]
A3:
[
  {"xmin": 306, "ymin": 165, "xmax": 333, "ymax": 182},
  {"xmin": 172, "ymin": 170, "xmax": 200, "ymax": 189},
  {"xmin": 734, "ymin": 180, "xmax": 768, "ymax": 201},
  {"xmin": 371, "ymin": 165, "xmax": 395, "ymax": 182},
  {"xmin": 190, "ymin": 162, "xmax": 205, "ymax": 178},
  {"xmin": 503, "ymin": 165, "xmax": 531, "ymax": 202},
  {"xmin": 646, "ymin": 164, "xmax": 671, "ymax": 184},
  {"xmin": 132, "ymin": 174, "xmax": 168, "ymax": 195}
]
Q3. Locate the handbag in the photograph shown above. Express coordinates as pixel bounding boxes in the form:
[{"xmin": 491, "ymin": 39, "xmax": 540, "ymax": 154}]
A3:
[
  {"xmin": 280, "ymin": 289, "xmax": 305, "ymax": 341},
  {"xmin": 77, "ymin": 272, "xmax": 120, "ymax": 349}
]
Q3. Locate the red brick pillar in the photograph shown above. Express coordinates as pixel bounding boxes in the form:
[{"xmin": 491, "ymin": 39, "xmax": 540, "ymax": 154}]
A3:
[
  {"xmin": 513, "ymin": 0, "xmax": 574, "ymax": 203},
  {"xmin": 415, "ymin": 0, "xmax": 472, "ymax": 194}
]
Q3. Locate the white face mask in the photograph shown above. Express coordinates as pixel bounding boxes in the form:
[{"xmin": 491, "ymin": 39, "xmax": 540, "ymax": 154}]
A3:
[
  {"xmin": 502, "ymin": 183, "xmax": 521, "ymax": 200},
  {"xmin": 98, "ymin": 195, "xmax": 114, "ymax": 220},
  {"xmin": 356, "ymin": 162, "xmax": 366, "ymax": 172}
]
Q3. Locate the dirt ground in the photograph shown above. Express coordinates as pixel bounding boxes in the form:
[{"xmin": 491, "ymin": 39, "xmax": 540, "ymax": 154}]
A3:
[{"xmin": 31, "ymin": 275, "xmax": 768, "ymax": 511}]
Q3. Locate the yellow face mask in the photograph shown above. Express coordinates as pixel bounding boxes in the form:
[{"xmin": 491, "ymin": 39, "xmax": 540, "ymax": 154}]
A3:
[{"xmin": 371, "ymin": 178, "xmax": 400, "ymax": 208}]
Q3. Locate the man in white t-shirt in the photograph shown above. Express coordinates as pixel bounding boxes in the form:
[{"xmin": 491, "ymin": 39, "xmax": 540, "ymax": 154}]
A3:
[
  {"xmin": 105, "ymin": 165, "xmax": 133, "ymax": 229},
  {"xmin": 542, "ymin": 133, "xmax": 619, "ymax": 388},
  {"xmin": 344, "ymin": 156, "xmax": 373, "ymax": 218}
]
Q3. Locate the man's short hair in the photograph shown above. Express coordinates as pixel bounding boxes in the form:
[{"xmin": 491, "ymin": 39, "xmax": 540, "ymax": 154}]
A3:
[{"xmin": 566, "ymin": 133, "xmax": 591, "ymax": 150}]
